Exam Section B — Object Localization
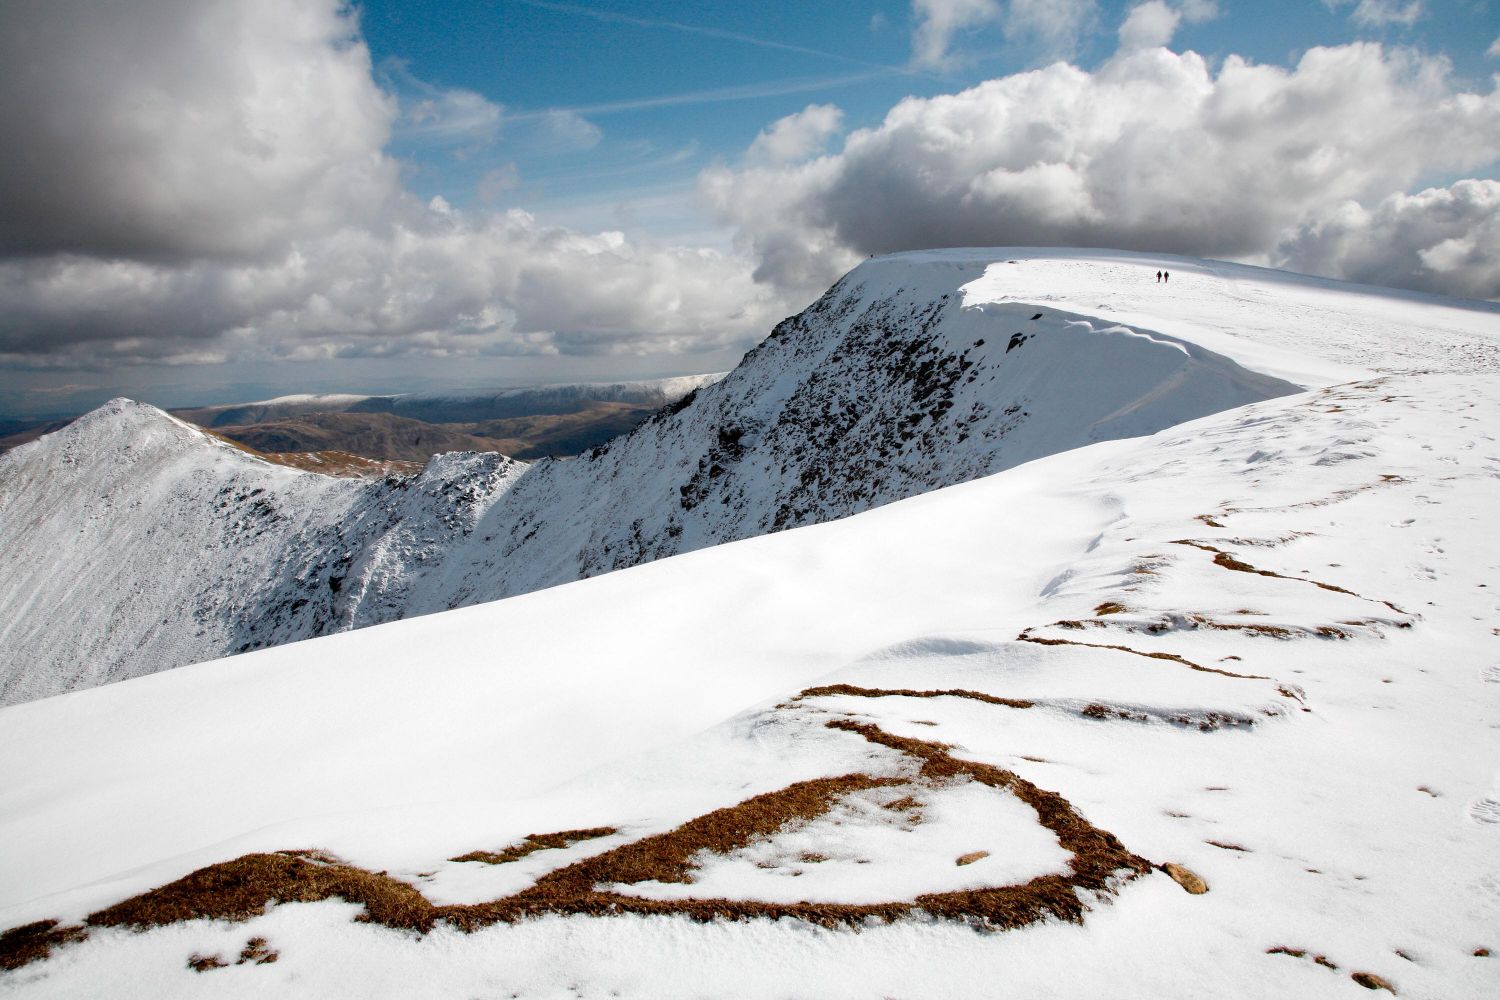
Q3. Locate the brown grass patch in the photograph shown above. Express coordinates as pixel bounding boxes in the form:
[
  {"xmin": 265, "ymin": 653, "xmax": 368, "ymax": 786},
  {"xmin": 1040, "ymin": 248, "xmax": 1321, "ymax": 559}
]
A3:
[
  {"xmin": 451, "ymin": 827, "xmax": 618, "ymax": 865},
  {"xmin": 1093, "ymin": 602, "xmax": 1127, "ymax": 616},
  {"xmin": 1206, "ymin": 840, "xmax": 1249, "ymax": 852},
  {"xmin": 955, "ymin": 851, "xmax": 989, "ymax": 866},
  {"xmin": 797, "ymin": 684, "xmax": 1034, "ymax": 710},
  {"xmin": 1351, "ymin": 971, "xmax": 1395, "ymax": 992},
  {"xmin": 1196, "ymin": 514, "xmax": 1226, "ymax": 528},
  {"xmin": 4, "ymin": 720, "xmax": 1154, "ymax": 968},
  {"xmin": 0, "ymin": 920, "xmax": 87, "ymax": 971},
  {"xmin": 187, "ymin": 953, "xmax": 228, "ymax": 973}
]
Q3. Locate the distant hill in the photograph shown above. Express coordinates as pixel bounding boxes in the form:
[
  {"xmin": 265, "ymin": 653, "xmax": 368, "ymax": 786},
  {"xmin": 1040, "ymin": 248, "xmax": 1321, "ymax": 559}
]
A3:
[{"xmin": 0, "ymin": 375, "xmax": 725, "ymax": 462}]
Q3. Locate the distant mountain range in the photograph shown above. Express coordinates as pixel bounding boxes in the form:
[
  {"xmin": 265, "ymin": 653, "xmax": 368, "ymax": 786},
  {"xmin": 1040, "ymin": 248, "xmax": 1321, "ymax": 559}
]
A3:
[{"xmin": 0, "ymin": 376, "xmax": 724, "ymax": 464}]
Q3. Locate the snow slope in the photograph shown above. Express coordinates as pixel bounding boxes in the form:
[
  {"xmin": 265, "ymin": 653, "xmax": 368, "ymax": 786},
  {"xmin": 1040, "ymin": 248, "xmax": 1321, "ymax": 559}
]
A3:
[
  {"xmin": 1, "ymin": 363, "xmax": 1496, "ymax": 998},
  {"xmin": 2, "ymin": 249, "xmax": 1496, "ymax": 708}
]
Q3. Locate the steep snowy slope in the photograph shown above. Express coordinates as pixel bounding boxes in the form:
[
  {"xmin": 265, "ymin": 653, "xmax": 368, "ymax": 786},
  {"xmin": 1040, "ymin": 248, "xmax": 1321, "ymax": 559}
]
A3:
[
  {"xmin": 0, "ymin": 405, "xmax": 526, "ymax": 705},
  {"xmin": 3, "ymin": 250, "xmax": 1496, "ymax": 704},
  {"xmin": 1, "ymin": 367, "xmax": 1495, "ymax": 999}
]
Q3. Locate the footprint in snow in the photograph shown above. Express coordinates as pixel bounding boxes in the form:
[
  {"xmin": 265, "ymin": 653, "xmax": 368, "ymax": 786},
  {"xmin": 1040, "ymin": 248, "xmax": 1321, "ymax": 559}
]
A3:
[
  {"xmin": 1469, "ymin": 796, "xmax": 1500, "ymax": 825},
  {"xmin": 1483, "ymin": 665, "xmax": 1500, "ymax": 684}
]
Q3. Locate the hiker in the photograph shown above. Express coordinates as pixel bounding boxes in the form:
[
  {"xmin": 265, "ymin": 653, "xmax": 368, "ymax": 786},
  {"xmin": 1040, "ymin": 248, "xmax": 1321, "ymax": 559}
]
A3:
[
  {"xmin": 1164, "ymin": 270, "xmax": 1170, "ymax": 283},
  {"xmin": 1156, "ymin": 270, "xmax": 1162, "ymax": 283}
]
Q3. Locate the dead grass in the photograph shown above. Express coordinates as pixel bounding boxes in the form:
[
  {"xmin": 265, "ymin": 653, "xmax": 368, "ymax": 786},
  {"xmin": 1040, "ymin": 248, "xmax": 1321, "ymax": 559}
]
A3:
[
  {"xmin": 1093, "ymin": 602, "xmax": 1128, "ymax": 616},
  {"xmin": 4, "ymin": 720, "xmax": 1154, "ymax": 966},
  {"xmin": 796, "ymin": 684, "xmax": 1034, "ymax": 710},
  {"xmin": 451, "ymin": 828, "xmax": 618, "ymax": 865},
  {"xmin": 1172, "ymin": 540, "xmax": 1409, "ymax": 614},
  {"xmin": 0, "ymin": 920, "xmax": 87, "ymax": 971},
  {"xmin": 1016, "ymin": 628, "xmax": 1269, "ymax": 680},
  {"xmin": 1206, "ymin": 840, "xmax": 1249, "ymax": 852},
  {"xmin": 187, "ymin": 953, "xmax": 228, "ymax": 973},
  {"xmin": 1161, "ymin": 863, "xmax": 1208, "ymax": 894},
  {"xmin": 1352, "ymin": 971, "xmax": 1396, "ymax": 993}
]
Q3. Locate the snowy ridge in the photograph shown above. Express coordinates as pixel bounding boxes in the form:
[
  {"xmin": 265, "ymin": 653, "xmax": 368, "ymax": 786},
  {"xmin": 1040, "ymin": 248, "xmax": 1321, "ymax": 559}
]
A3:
[
  {"xmin": 1, "ymin": 366, "xmax": 1496, "ymax": 997},
  {"xmin": 2, "ymin": 249, "xmax": 1497, "ymax": 705}
]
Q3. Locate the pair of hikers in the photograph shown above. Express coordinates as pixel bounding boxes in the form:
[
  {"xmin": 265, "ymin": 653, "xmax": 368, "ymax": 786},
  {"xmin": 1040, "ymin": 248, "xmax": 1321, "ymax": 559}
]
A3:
[{"xmin": 1156, "ymin": 269, "xmax": 1171, "ymax": 283}]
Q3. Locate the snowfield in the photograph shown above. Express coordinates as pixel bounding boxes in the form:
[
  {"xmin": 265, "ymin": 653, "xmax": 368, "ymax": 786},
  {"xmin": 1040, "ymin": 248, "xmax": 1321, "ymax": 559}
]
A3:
[{"xmin": 0, "ymin": 249, "xmax": 1498, "ymax": 998}]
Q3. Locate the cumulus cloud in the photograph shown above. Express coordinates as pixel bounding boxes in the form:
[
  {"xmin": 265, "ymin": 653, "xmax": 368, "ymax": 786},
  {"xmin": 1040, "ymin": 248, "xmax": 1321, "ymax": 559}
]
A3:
[
  {"xmin": 0, "ymin": 0, "xmax": 399, "ymax": 263},
  {"xmin": 0, "ymin": 0, "xmax": 784, "ymax": 369},
  {"xmin": 704, "ymin": 42, "xmax": 1500, "ymax": 299},
  {"xmin": 1118, "ymin": 1, "xmax": 1217, "ymax": 51},
  {"xmin": 747, "ymin": 105, "xmax": 845, "ymax": 164},
  {"xmin": 1274, "ymin": 179, "xmax": 1500, "ymax": 299},
  {"xmin": 1001, "ymin": 0, "xmax": 1098, "ymax": 55}
]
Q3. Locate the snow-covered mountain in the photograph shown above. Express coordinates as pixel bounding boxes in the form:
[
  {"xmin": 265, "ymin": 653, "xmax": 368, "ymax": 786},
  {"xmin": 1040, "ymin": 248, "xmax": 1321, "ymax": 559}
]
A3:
[
  {"xmin": 1, "ymin": 334, "xmax": 1496, "ymax": 996},
  {"xmin": 3, "ymin": 250, "xmax": 1498, "ymax": 706}
]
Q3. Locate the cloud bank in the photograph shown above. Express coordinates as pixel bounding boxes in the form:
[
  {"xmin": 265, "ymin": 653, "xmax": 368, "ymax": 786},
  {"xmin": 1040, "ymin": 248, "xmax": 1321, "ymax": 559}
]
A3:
[
  {"xmin": 0, "ymin": 0, "xmax": 779, "ymax": 370},
  {"xmin": 705, "ymin": 41, "xmax": 1500, "ymax": 300}
]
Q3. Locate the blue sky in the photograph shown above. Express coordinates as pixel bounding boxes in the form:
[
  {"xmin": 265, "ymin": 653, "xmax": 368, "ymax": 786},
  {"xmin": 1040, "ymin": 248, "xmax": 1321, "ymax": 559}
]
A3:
[
  {"xmin": 366, "ymin": 0, "xmax": 1500, "ymax": 239},
  {"xmin": 0, "ymin": 0, "xmax": 1497, "ymax": 418}
]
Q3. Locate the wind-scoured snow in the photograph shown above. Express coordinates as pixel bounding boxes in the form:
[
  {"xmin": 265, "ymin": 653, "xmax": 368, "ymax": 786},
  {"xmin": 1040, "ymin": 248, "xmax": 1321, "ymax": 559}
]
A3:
[{"xmin": 1, "ymin": 358, "xmax": 1496, "ymax": 998}]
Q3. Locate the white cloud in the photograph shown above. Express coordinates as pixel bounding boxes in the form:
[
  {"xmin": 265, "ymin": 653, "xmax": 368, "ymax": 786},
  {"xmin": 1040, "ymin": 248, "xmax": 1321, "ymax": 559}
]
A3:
[
  {"xmin": 1118, "ymin": 1, "xmax": 1220, "ymax": 51},
  {"xmin": 0, "ymin": 0, "xmax": 790, "ymax": 369},
  {"xmin": 1487, "ymin": 35, "xmax": 1500, "ymax": 58},
  {"xmin": 1273, "ymin": 179, "xmax": 1500, "ymax": 299},
  {"xmin": 1003, "ymin": 0, "xmax": 1099, "ymax": 54},
  {"xmin": 747, "ymin": 105, "xmax": 845, "ymax": 164},
  {"xmin": 1327, "ymin": 0, "xmax": 1425, "ymax": 28},
  {"xmin": 0, "ymin": 203, "xmax": 785, "ymax": 366},
  {"xmin": 704, "ymin": 43, "xmax": 1500, "ymax": 300},
  {"xmin": 1118, "ymin": 1, "xmax": 1182, "ymax": 50},
  {"xmin": 0, "ymin": 0, "xmax": 398, "ymax": 263},
  {"xmin": 910, "ymin": 0, "xmax": 1098, "ymax": 67},
  {"xmin": 910, "ymin": 0, "xmax": 1003, "ymax": 69}
]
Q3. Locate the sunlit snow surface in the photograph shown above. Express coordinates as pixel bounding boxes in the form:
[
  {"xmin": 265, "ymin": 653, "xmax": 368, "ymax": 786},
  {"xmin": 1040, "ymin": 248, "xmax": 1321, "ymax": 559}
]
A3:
[{"xmin": 2, "ymin": 249, "xmax": 1499, "ymax": 998}]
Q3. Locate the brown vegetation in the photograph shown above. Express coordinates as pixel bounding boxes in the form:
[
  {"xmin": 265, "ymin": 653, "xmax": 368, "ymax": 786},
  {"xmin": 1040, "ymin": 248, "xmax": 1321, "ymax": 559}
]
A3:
[
  {"xmin": 0, "ymin": 919, "xmax": 87, "ymax": 971},
  {"xmin": 3, "ymin": 719, "xmax": 1155, "ymax": 970},
  {"xmin": 796, "ymin": 684, "xmax": 1034, "ymax": 709},
  {"xmin": 451, "ymin": 828, "xmax": 618, "ymax": 865}
]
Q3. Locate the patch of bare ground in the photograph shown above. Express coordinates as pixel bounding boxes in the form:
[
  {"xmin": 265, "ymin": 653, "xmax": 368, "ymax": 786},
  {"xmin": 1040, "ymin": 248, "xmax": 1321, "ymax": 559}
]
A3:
[
  {"xmin": 1015, "ymin": 626, "xmax": 1271, "ymax": 681},
  {"xmin": 187, "ymin": 953, "xmax": 228, "ymax": 972},
  {"xmin": 1172, "ymin": 540, "xmax": 1410, "ymax": 615},
  {"xmin": 796, "ymin": 684, "xmax": 1034, "ymax": 709},
  {"xmin": 1206, "ymin": 840, "xmax": 1249, "ymax": 852},
  {"xmin": 3, "ymin": 721, "xmax": 1155, "ymax": 968},
  {"xmin": 451, "ymin": 828, "xmax": 618, "ymax": 865},
  {"xmin": 1093, "ymin": 601, "xmax": 1128, "ymax": 615}
]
